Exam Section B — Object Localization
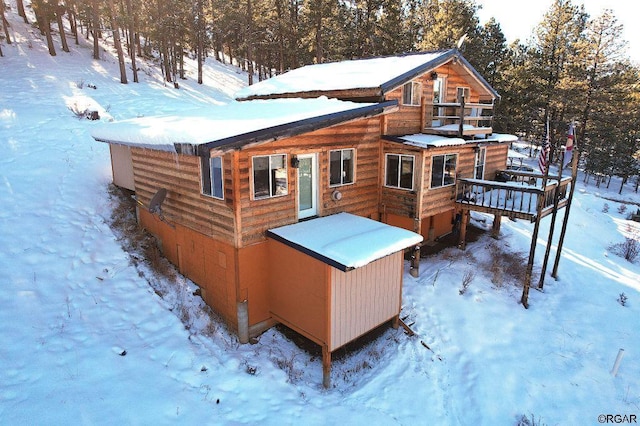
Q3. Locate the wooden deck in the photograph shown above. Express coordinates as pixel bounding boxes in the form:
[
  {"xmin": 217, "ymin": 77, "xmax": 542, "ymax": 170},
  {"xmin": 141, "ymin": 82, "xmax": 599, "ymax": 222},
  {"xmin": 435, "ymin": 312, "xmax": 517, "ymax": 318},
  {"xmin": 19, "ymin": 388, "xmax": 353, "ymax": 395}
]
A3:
[{"xmin": 455, "ymin": 172, "xmax": 571, "ymax": 221}]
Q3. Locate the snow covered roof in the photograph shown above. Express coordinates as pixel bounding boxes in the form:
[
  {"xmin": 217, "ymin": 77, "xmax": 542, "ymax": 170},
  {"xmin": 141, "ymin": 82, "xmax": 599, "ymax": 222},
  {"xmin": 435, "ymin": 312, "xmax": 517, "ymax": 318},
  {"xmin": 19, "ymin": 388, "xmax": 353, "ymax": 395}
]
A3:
[
  {"xmin": 91, "ymin": 98, "xmax": 396, "ymax": 155},
  {"xmin": 236, "ymin": 49, "xmax": 499, "ymax": 101},
  {"xmin": 389, "ymin": 132, "xmax": 517, "ymax": 149},
  {"xmin": 266, "ymin": 213, "xmax": 423, "ymax": 271}
]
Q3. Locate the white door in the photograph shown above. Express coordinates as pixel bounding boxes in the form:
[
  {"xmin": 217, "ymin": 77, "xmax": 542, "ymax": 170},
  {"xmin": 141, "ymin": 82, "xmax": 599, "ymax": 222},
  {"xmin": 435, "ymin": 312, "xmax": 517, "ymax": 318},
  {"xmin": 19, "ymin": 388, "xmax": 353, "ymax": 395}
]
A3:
[{"xmin": 297, "ymin": 153, "xmax": 318, "ymax": 219}]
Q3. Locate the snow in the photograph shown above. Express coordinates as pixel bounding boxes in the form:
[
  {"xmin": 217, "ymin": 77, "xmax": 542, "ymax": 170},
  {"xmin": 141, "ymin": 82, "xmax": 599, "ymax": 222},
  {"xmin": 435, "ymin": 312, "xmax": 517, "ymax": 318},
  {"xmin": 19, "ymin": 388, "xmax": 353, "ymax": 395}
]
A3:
[
  {"xmin": 400, "ymin": 132, "xmax": 516, "ymax": 148},
  {"xmin": 268, "ymin": 213, "xmax": 423, "ymax": 270},
  {"xmin": 2, "ymin": 7, "xmax": 640, "ymax": 426},
  {"xmin": 235, "ymin": 50, "xmax": 451, "ymax": 99},
  {"xmin": 91, "ymin": 97, "xmax": 378, "ymax": 152}
]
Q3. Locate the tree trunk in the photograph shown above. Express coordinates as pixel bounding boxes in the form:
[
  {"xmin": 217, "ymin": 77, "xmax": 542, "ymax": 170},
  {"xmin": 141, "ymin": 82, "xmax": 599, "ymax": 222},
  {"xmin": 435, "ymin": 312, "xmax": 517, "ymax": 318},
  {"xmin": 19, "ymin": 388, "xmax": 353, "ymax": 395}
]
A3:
[
  {"xmin": 107, "ymin": 0, "xmax": 127, "ymax": 83},
  {"xmin": 124, "ymin": 0, "xmax": 138, "ymax": 82},
  {"xmin": 56, "ymin": 5, "xmax": 70, "ymax": 52},
  {"xmin": 314, "ymin": 0, "xmax": 323, "ymax": 64},
  {"xmin": 35, "ymin": 1, "xmax": 57, "ymax": 57},
  {"xmin": 1, "ymin": 0, "xmax": 12, "ymax": 45},
  {"xmin": 91, "ymin": 1, "xmax": 100, "ymax": 59},
  {"xmin": 16, "ymin": 0, "xmax": 28, "ymax": 24},
  {"xmin": 246, "ymin": 0, "xmax": 254, "ymax": 85}
]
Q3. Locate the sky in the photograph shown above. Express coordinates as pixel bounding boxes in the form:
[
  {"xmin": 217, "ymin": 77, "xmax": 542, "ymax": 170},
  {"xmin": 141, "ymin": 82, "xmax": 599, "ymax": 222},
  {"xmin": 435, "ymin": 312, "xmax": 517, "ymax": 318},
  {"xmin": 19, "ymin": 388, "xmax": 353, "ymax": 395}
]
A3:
[
  {"xmin": 477, "ymin": 0, "xmax": 639, "ymax": 63},
  {"xmin": 1, "ymin": 4, "xmax": 640, "ymax": 425}
]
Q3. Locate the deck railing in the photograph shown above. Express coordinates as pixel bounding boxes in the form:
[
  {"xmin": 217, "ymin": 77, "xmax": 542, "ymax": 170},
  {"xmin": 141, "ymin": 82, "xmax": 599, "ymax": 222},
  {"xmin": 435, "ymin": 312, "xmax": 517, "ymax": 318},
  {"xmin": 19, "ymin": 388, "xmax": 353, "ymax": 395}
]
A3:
[
  {"xmin": 426, "ymin": 100, "xmax": 494, "ymax": 136},
  {"xmin": 455, "ymin": 174, "xmax": 571, "ymax": 221}
]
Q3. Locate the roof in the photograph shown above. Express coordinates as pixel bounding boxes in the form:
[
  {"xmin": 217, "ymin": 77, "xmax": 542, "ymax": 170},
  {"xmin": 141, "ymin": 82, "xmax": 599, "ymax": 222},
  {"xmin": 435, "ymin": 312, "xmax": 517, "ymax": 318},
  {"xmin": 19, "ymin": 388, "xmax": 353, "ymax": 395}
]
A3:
[
  {"xmin": 91, "ymin": 98, "xmax": 396, "ymax": 156},
  {"xmin": 235, "ymin": 49, "xmax": 499, "ymax": 101},
  {"xmin": 266, "ymin": 213, "xmax": 423, "ymax": 271},
  {"xmin": 385, "ymin": 132, "xmax": 518, "ymax": 149}
]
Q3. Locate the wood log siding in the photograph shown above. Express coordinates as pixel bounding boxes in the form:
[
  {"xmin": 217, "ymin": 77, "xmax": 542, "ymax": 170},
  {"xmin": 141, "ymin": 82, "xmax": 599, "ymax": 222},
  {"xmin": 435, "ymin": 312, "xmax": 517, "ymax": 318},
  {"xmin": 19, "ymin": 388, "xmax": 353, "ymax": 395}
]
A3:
[
  {"xmin": 238, "ymin": 118, "xmax": 383, "ymax": 246},
  {"xmin": 130, "ymin": 148, "xmax": 236, "ymax": 244}
]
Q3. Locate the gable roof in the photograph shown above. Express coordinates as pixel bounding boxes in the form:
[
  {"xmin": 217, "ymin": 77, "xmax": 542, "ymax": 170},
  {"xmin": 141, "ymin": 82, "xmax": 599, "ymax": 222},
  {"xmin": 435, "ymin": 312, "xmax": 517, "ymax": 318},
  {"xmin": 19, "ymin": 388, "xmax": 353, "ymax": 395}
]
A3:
[
  {"xmin": 235, "ymin": 49, "xmax": 499, "ymax": 101},
  {"xmin": 91, "ymin": 98, "xmax": 397, "ymax": 156}
]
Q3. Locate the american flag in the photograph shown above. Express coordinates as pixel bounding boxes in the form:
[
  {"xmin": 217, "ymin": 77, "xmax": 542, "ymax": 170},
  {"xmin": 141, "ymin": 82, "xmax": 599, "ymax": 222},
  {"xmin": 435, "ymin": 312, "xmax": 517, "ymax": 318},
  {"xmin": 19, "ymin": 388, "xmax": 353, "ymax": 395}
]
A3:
[
  {"xmin": 563, "ymin": 123, "xmax": 575, "ymax": 168},
  {"xmin": 538, "ymin": 123, "xmax": 550, "ymax": 174}
]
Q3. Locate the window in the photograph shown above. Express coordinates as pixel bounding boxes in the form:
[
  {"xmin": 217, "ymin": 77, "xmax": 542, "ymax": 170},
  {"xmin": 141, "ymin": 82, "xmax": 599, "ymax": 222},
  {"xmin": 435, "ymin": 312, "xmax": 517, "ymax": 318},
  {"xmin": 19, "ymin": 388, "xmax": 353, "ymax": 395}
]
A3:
[
  {"xmin": 201, "ymin": 156, "xmax": 224, "ymax": 199},
  {"xmin": 402, "ymin": 81, "xmax": 421, "ymax": 106},
  {"xmin": 385, "ymin": 154, "xmax": 414, "ymax": 190},
  {"xmin": 431, "ymin": 154, "xmax": 457, "ymax": 188},
  {"xmin": 457, "ymin": 87, "xmax": 470, "ymax": 103},
  {"xmin": 252, "ymin": 154, "xmax": 287, "ymax": 199},
  {"xmin": 474, "ymin": 147, "xmax": 486, "ymax": 180},
  {"xmin": 329, "ymin": 149, "xmax": 355, "ymax": 186}
]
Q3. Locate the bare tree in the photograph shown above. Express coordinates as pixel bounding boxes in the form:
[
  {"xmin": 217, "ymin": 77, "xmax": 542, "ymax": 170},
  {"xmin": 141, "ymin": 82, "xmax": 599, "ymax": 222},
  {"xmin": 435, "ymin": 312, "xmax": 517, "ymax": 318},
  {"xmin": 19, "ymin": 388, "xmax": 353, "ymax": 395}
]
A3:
[{"xmin": 107, "ymin": 0, "xmax": 127, "ymax": 83}]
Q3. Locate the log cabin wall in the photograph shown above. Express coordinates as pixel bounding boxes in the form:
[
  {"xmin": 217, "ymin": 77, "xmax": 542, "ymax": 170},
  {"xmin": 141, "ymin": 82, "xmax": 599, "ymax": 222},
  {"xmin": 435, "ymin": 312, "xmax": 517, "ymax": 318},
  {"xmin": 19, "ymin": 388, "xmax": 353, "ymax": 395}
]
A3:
[
  {"xmin": 419, "ymin": 145, "xmax": 475, "ymax": 219},
  {"xmin": 130, "ymin": 148, "xmax": 236, "ymax": 245},
  {"xmin": 384, "ymin": 73, "xmax": 433, "ymax": 136},
  {"xmin": 484, "ymin": 143, "xmax": 509, "ymax": 179},
  {"xmin": 237, "ymin": 118, "xmax": 383, "ymax": 247},
  {"xmin": 379, "ymin": 141, "xmax": 422, "ymax": 221}
]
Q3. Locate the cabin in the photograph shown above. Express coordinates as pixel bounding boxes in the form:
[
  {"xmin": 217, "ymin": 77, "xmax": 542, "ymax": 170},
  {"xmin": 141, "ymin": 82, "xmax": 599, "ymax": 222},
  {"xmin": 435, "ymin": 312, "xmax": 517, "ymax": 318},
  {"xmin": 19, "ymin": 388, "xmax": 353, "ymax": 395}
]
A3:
[{"xmin": 92, "ymin": 49, "xmax": 527, "ymax": 387}]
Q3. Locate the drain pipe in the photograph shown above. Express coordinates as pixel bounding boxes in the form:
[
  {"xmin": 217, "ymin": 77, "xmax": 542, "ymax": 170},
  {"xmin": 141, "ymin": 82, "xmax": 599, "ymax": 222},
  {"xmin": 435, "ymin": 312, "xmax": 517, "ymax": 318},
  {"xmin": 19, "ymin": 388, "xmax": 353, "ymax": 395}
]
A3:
[{"xmin": 237, "ymin": 300, "xmax": 249, "ymax": 344}]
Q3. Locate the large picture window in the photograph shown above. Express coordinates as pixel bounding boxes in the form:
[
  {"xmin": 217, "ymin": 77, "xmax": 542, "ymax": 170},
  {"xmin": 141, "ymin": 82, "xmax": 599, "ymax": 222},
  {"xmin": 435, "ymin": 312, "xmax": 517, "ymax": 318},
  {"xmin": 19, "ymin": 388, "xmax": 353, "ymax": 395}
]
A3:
[
  {"xmin": 431, "ymin": 154, "xmax": 457, "ymax": 188},
  {"xmin": 402, "ymin": 81, "xmax": 421, "ymax": 106},
  {"xmin": 329, "ymin": 149, "xmax": 355, "ymax": 186},
  {"xmin": 252, "ymin": 154, "xmax": 287, "ymax": 199},
  {"xmin": 201, "ymin": 156, "xmax": 224, "ymax": 199},
  {"xmin": 385, "ymin": 154, "xmax": 414, "ymax": 190}
]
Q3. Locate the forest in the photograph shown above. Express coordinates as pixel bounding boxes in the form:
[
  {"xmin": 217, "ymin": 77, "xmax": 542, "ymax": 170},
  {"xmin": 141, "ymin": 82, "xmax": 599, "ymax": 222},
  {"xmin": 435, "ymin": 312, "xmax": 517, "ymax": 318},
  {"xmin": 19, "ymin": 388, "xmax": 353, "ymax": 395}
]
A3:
[{"xmin": 1, "ymin": 0, "xmax": 639, "ymax": 191}]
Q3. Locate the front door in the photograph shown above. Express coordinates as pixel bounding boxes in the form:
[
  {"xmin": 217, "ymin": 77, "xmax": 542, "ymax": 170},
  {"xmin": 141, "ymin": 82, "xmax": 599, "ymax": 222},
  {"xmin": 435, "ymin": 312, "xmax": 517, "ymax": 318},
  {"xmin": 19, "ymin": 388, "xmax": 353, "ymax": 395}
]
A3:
[
  {"xmin": 432, "ymin": 77, "xmax": 445, "ymax": 127},
  {"xmin": 297, "ymin": 153, "xmax": 318, "ymax": 219}
]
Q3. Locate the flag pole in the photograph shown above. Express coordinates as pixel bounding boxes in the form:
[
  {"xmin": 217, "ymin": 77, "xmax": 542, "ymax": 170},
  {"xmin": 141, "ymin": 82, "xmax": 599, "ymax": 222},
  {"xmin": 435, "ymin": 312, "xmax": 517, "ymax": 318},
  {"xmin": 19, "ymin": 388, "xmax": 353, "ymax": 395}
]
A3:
[
  {"xmin": 552, "ymin": 124, "xmax": 578, "ymax": 279},
  {"xmin": 538, "ymin": 151, "xmax": 564, "ymax": 290},
  {"xmin": 521, "ymin": 116, "xmax": 551, "ymax": 308}
]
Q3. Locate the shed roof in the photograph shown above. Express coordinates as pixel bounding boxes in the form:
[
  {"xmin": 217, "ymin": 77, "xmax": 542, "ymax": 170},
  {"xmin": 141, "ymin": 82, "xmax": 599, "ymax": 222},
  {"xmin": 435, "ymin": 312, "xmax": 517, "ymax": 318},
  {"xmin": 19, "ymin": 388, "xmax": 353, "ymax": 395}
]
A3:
[
  {"xmin": 235, "ymin": 49, "xmax": 499, "ymax": 101},
  {"xmin": 266, "ymin": 213, "xmax": 423, "ymax": 272},
  {"xmin": 91, "ymin": 98, "xmax": 396, "ymax": 156},
  {"xmin": 385, "ymin": 132, "xmax": 518, "ymax": 149}
]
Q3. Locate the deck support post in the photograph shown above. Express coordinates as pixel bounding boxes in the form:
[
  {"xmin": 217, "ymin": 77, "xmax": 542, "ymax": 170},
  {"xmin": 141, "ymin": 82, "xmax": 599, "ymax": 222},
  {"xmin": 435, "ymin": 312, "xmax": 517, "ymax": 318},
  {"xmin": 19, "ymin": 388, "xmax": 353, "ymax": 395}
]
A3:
[
  {"xmin": 322, "ymin": 345, "xmax": 331, "ymax": 389},
  {"xmin": 410, "ymin": 244, "xmax": 421, "ymax": 277},
  {"xmin": 492, "ymin": 214, "xmax": 502, "ymax": 238},
  {"xmin": 458, "ymin": 209, "xmax": 469, "ymax": 249}
]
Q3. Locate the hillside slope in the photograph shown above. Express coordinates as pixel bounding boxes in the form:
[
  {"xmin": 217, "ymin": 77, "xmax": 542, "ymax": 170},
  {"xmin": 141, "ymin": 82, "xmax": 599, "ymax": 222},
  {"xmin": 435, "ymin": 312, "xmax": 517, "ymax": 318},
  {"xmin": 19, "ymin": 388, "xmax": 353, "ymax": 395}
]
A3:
[{"xmin": 1, "ymin": 5, "xmax": 640, "ymax": 425}]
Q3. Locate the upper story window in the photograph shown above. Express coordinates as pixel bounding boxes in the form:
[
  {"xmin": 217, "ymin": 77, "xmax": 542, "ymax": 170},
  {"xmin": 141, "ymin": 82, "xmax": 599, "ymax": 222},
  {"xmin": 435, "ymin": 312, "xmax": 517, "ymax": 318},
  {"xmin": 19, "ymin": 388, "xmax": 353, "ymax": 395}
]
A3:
[
  {"xmin": 402, "ymin": 81, "xmax": 421, "ymax": 106},
  {"xmin": 474, "ymin": 147, "xmax": 486, "ymax": 180},
  {"xmin": 252, "ymin": 154, "xmax": 287, "ymax": 199},
  {"xmin": 457, "ymin": 87, "xmax": 470, "ymax": 103},
  {"xmin": 431, "ymin": 154, "xmax": 457, "ymax": 188},
  {"xmin": 329, "ymin": 148, "xmax": 355, "ymax": 186},
  {"xmin": 385, "ymin": 153, "xmax": 414, "ymax": 190},
  {"xmin": 201, "ymin": 156, "xmax": 224, "ymax": 199}
]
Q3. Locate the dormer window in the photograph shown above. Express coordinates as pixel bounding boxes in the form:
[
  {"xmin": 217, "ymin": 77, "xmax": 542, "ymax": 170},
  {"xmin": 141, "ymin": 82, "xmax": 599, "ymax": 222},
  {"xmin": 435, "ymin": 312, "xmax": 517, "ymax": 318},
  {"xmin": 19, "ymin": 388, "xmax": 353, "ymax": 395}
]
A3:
[{"xmin": 402, "ymin": 82, "xmax": 421, "ymax": 106}]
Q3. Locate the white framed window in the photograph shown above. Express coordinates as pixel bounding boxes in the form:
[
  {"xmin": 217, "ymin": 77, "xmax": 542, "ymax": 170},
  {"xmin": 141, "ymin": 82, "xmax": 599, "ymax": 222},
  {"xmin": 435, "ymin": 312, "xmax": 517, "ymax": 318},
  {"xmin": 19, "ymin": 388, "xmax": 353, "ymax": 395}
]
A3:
[
  {"xmin": 402, "ymin": 81, "xmax": 421, "ymax": 106},
  {"xmin": 329, "ymin": 148, "xmax": 355, "ymax": 187},
  {"xmin": 474, "ymin": 147, "xmax": 486, "ymax": 180},
  {"xmin": 431, "ymin": 154, "xmax": 457, "ymax": 188},
  {"xmin": 201, "ymin": 156, "xmax": 224, "ymax": 199},
  {"xmin": 252, "ymin": 154, "xmax": 287, "ymax": 199},
  {"xmin": 385, "ymin": 153, "xmax": 414, "ymax": 190},
  {"xmin": 457, "ymin": 87, "xmax": 470, "ymax": 103}
]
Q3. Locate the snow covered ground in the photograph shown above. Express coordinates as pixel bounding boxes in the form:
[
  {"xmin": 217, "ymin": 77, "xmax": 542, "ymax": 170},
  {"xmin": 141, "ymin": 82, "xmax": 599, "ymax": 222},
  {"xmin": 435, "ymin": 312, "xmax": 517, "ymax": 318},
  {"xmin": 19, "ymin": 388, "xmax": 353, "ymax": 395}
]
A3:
[{"xmin": 1, "ymin": 8, "xmax": 639, "ymax": 426}]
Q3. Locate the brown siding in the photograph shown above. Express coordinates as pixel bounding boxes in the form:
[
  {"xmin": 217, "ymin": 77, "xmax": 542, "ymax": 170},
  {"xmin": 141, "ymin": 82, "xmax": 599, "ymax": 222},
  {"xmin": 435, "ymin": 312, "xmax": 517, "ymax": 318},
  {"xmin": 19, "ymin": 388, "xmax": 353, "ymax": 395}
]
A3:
[
  {"xmin": 330, "ymin": 252, "xmax": 402, "ymax": 351},
  {"xmin": 268, "ymin": 239, "xmax": 329, "ymax": 346},
  {"xmin": 385, "ymin": 73, "xmax": 434, "ymax": 136},
  {"xmin": 130, "ymin": 148, "xmax": 236, "ymax": 245},
  {"xmin": 238, "ymin": 118, "xmax": 382, "ymax": 246},
  {"xmin": 139, "ymin": 209, "xmax": 239, "ymax": 329},
  {"xmin": 485, "ymin": 144, "xmax": 509, "ymax": 179},
  {"xmin": 380, "ymin": 142, "xmax": 421, "ymax": 219}
]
